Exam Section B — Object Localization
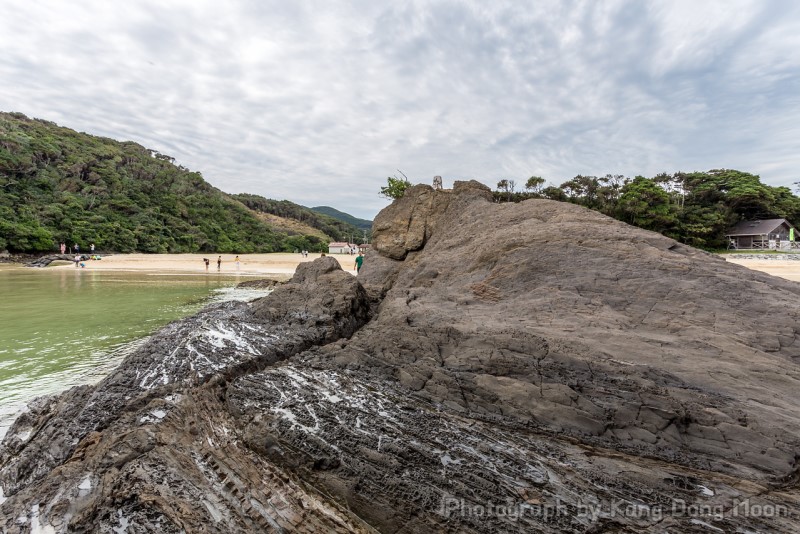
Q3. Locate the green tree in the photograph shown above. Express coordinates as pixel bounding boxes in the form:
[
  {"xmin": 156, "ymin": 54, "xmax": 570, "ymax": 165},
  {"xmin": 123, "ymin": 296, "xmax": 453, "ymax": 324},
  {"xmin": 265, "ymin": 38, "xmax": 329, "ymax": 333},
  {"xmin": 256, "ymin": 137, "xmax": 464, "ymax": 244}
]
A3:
[
  {"xmin": 617, "ymin": 176, "xmax": 677, "ymax": 232},
  {"xmin": 676, "ymin": 205, "xmax": 729, "ymax": 248},
  {"xmin": 525, "ymin": 176, "xmax": 545, "ymax": 193},
  {"xmin": 542, "ymin": 186, "xmax": 567, "ymax": 201},
  {"xmin": 380, "ymin": 176, "xmax": 410, "ymax": 200},
  {"xmin": 495, "ymin": 179, "xmax": 516, "ymax": 201}
]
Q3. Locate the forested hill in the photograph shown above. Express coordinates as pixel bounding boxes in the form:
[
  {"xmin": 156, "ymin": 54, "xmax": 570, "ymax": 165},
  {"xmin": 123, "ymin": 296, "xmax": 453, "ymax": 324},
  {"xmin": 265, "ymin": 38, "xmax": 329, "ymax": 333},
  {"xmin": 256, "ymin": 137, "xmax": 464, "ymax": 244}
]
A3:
[
  {"xmin": 232, "ymin": 194, "xmax": 370, "ymax": 243},
  {"xmin": 0, "ymin": 112, "xmax": 363, "ymax": 253},
  {"xmin": 310, "ymin": 205, "xmax": 372, "ymax": 233}
]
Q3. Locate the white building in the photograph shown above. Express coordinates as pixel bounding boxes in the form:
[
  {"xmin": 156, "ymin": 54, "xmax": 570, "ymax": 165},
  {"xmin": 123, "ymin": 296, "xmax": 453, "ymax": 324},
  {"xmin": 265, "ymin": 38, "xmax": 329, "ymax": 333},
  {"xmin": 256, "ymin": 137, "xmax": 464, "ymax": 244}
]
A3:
[{"xmin": 328, "ymin": 242, "xmax": 356, "ymax": 254}]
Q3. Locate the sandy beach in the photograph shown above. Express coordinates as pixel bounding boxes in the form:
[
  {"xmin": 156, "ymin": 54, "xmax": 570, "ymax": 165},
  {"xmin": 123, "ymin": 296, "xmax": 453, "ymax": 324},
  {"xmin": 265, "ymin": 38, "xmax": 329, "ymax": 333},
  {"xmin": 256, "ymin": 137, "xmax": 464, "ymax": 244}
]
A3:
[
  {"xmin": 723, "ymin": 256, "xmax": 800, "ymax": 282},
  {"xmin": 36, "ymin": 253, "xmax": 800, "ymax": 283},
  {"xmin": 47, "ymin": 253, "xmax": 360, "ymax": 277}
]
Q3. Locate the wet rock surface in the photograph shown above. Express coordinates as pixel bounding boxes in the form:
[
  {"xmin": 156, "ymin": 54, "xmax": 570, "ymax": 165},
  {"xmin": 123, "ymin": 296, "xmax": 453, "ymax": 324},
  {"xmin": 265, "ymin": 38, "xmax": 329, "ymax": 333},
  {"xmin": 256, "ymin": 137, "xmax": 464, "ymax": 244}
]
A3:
[
  {"xmin": 3, "ymin": 185, "xmax": 800, "ymax": 532},
  {"xmin": 234, "ymin": 278, "xmax": 287, "ymax": 289},
  {"xmin": 25, "ymin": 254, "xmax": 85, "ymax": 267}
]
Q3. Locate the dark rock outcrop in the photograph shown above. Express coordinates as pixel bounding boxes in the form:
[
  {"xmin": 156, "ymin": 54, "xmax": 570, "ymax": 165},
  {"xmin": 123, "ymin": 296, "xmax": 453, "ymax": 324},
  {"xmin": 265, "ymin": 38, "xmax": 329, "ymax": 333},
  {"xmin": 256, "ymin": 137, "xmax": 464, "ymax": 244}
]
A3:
[
  {"xmin": 25, "ymin": 254, "xmax": 82, "ymax": 267},
  {"xmin": 3, "ymin": 183, "xmax": 800, "ymax": 532},
  {"xmin": 234, "ymin": 278, "xmax": 286, "ymax": 289}
]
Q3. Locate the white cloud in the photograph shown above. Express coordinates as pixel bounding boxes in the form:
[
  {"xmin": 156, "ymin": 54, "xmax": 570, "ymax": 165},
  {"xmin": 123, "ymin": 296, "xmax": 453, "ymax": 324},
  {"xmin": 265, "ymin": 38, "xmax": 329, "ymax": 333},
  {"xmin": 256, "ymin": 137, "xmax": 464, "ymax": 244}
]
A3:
[{"xmin": 1, "ymin": 0, "xmax": 799, "ymax": 219}]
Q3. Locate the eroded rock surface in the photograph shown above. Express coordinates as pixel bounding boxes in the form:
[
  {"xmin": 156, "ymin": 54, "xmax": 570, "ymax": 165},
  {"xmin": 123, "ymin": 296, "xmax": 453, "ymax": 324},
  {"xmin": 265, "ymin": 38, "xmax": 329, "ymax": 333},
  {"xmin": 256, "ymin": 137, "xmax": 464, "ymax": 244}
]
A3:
[
  {"xmin": 0, "ymin": 258, "xmax": 372, "ymax": 532},
  {"xmin": 3, "ymin": 185, "xmax": 800, "ymax": 532}
]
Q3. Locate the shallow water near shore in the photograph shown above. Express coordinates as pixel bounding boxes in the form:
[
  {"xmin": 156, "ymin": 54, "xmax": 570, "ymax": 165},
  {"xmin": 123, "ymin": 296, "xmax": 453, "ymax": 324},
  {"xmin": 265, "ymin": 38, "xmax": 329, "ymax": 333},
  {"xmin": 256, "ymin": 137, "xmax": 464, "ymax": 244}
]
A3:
[{"xmin": 0, "ymin": 264, "xmax": 269, "ymax": 438}]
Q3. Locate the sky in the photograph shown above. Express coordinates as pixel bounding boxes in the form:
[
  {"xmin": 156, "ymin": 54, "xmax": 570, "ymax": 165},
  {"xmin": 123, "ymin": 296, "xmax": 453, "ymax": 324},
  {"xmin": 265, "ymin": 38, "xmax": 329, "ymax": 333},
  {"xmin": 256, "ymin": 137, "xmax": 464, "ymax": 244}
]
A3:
[{"xmin": 1, "ymin": 0, "xmax": 799, "ymax": 220}]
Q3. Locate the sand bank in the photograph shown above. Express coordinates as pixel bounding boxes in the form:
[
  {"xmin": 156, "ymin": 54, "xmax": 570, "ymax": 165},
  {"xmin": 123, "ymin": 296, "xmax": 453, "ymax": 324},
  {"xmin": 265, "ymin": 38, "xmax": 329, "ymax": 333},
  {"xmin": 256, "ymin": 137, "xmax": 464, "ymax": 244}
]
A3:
[
  {"xmin": 47, "ymin": 253, "xmax": 360, "ymax": 277},
  {"xmin": 723, "ymin": 256, "xmax": 800, "ymax": 283}
]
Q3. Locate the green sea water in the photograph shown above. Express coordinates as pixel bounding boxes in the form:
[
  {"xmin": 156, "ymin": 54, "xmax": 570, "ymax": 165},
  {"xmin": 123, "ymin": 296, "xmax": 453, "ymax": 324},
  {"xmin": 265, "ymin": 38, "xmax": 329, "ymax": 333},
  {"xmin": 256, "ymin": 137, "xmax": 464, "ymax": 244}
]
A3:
[{"xmin": 0, "ymin": 264, "xmax": 266, "ymax": 437}]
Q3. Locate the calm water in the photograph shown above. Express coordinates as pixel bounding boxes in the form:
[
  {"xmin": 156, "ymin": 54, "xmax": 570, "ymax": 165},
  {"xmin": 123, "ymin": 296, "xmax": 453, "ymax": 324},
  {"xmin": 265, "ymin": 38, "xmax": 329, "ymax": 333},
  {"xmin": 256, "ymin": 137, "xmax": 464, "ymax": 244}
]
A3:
[{"xmin": 0, "ymin": 265, "xmax": 267, "ymax": 437}]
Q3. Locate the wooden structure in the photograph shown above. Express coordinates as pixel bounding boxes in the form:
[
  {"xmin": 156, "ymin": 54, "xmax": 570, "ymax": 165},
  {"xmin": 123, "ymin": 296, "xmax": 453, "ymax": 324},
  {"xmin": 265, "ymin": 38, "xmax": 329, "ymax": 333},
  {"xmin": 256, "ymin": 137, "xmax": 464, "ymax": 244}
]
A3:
[{"xmin": 725, "ymin": 219, "xmax": 799, "ymax": 250}]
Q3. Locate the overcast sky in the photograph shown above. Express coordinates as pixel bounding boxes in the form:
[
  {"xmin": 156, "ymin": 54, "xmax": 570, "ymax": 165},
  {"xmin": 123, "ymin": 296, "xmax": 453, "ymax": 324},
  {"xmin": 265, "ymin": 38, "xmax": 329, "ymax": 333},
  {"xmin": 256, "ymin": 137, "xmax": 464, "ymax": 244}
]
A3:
[{"xmin": 1, "ymin": 0, "xmax": 799, "ymax": 219}]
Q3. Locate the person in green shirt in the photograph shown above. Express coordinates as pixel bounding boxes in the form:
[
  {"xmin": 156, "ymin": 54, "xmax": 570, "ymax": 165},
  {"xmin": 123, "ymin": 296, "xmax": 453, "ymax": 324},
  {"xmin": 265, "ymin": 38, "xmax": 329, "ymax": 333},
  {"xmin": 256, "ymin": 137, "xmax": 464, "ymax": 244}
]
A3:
[{"xmin": 354, "ymin": 253, "xmax": 364, "ymax": 273}]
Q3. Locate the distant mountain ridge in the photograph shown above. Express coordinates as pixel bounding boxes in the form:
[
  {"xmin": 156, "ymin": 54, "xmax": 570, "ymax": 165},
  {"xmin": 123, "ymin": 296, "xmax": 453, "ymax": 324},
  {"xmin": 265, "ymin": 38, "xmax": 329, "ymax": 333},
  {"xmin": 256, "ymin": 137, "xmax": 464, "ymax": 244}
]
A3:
[
  {"xmin": 232, "ymin": 194, "xmax": 370, "ymax": 244},
  {"xmin": 311, "ymin": 206, "xmax": 373, "ymax": 234},
  {"xmin": 0, "ymin": 112, "xmax": 367, "ymax": 253}
]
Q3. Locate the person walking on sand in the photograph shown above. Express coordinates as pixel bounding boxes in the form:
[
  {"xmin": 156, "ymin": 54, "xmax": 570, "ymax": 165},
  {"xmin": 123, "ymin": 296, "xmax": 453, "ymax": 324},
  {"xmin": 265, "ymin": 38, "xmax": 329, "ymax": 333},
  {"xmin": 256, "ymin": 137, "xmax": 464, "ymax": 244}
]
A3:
[
  {"xmin": 235, "ymin": 255, "xmax": 240, "ymax": 271},
  {"xmin": 217, "ymin": 256, "xmax": 222, "ymax": 271},
  {"xmin": 74, "ymin": 254, "xmax": 81, "ymax": 268},
  {"xmin": 203, "ymin": 258, "xmax": 210, "ymax": 271},
  {"xmin": 354, "ymin": 253, "xmax": 364, "ymax": 273}
]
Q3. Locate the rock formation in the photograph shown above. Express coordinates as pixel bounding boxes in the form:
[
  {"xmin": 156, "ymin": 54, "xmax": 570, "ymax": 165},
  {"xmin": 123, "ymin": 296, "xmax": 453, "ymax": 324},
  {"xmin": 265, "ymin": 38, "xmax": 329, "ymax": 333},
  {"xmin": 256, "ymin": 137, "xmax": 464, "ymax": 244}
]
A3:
[
  {"xmin": 234, "ymin": 278, "xmax": 286, "ymax": 289},
  {"xmin": 25, "ymin": 254, "xmax": 81, "ymax": 267},
  {"xmin": 2, "ymin": 182, "xmax": 800, "ymax": 532}
]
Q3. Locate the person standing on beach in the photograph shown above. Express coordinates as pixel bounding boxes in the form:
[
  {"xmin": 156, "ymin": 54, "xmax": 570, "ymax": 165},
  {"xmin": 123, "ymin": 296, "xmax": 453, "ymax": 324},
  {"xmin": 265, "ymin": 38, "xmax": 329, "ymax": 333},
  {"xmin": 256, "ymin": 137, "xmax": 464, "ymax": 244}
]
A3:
[
  {"xmin": 217, "ymin": 256, "xmax": 222, "ymax": 271},
  {"xmin": 354, "ymin": 253, "xmax": 364, "ymax": 273},
  {"xmin": 74, "ymin": 254, "xmax": 81, "ymax": 268},
  {"xmin": 60, "ymin": 243, "xmax": 66, "ymax": 255},
  {"xmin": 74, "ymin": 243, "xmax": 80, "ymax": 254},
  {"xmin": 235, "ymin": 255, "xmax": 240, "ymax": 271},
  {"xmin": 90, "ymin": 243, "xmax": 95, "ymax": 253},
  {"xmin": 203, "ymin": 258, "xmax": 210, "ymax": 271}
]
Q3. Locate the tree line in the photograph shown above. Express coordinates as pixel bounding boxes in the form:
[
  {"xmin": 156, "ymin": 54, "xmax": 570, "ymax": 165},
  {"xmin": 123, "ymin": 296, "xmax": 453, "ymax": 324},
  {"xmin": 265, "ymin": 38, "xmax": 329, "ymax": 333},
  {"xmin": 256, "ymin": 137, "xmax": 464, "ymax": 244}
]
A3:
[{"xmin": 490, "ymin": 171, "xmax": 800, "ymax": 249}]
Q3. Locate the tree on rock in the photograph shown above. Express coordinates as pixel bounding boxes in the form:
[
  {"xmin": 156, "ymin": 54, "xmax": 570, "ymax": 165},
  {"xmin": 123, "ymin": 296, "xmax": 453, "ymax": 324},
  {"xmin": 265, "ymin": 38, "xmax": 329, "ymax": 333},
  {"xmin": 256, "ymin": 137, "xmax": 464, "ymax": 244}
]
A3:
[{"xmin": 380, "ymin": 176, "xmax": 411, "ymax": 199}]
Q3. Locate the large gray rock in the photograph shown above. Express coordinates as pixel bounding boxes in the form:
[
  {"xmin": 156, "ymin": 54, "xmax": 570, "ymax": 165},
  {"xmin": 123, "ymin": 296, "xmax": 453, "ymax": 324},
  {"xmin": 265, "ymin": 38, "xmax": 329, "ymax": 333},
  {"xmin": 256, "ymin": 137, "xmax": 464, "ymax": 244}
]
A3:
[
  {"xmin": 348, "ymin": 192, "xmax": 800, "ymax": 479},
  {"xmin": 251, "ymin": 256, "xmax": 369, "ymax": 342},
  {"xmin": 371, "ymin": 184, "xmax": 452, "ymax": 260},
  {"xmin": 273, "ymin": 187, "xmax": 800, "ymax": 531},
  {"xmin": 371, "ymin": 180, "xmax": 492, "ymax": 261}
]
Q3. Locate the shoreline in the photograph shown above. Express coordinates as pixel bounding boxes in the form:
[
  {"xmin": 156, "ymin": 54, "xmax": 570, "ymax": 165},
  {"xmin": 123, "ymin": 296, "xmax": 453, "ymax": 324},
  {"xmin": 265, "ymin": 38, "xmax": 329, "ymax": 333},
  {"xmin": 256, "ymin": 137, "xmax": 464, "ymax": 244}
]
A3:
[
  {"xmin": 5, "ymin": 253, "xmax": 799, "ymax": 283},
  {"xmin": 5, "ymin": 253, "xmax": 800, "ymax": 283},
  {"xmin": 1, "ymin": 252, "xmax": 360, "ymax": 277}
]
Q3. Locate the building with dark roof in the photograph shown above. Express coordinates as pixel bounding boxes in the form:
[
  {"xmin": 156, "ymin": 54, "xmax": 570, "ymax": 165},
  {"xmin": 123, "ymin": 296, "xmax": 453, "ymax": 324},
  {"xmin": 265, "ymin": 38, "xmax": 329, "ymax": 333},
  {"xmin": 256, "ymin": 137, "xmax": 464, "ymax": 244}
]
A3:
[{"xmin": 725, "ymin": 218, "xmax": 797, "ymax": 249}]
